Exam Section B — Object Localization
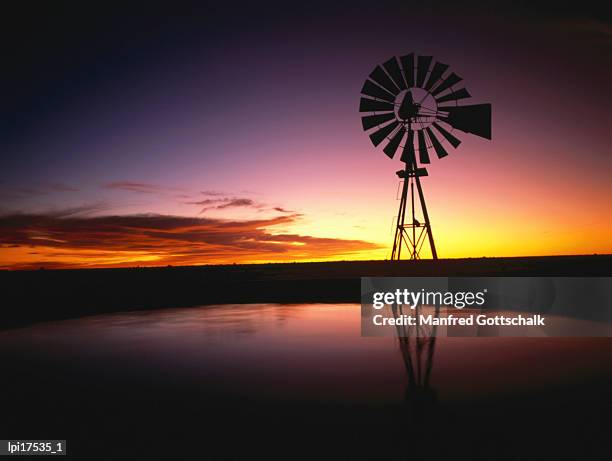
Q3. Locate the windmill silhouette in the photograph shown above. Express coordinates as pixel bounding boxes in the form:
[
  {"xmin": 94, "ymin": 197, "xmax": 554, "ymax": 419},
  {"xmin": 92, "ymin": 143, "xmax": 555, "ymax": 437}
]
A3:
[{"xmin": 360, "ymin": 54, "xmax": 492, "ymax": 260}]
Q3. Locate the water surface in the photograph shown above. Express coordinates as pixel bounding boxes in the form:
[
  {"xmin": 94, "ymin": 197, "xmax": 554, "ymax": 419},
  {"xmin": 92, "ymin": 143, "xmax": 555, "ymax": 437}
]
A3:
[{"xmin": 1, "ymin": 304, "xmax": 610, "ymax": 459}]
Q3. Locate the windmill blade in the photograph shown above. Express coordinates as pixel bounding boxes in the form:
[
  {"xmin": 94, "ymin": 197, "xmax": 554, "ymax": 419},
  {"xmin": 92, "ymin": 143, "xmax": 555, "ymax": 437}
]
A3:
[
  {"xmin": 417, "ymin": 130, "xmax": 430, "ymax": 164},
  {"xmin": 424, "ymin": 61, "xmax": 449, "ymax": 91},
  {"xmin": 369, "ymin": 65, "xmax": 400, "ymax": 95},
  {"xmin": 435, "ymin": 88, "xmax": 471, "ymax": 104},
  {"xmin": 400, "ymin": 129, "xmax": 416, "ymax": 164},
  {"xmin": 383, "ymin": 126, "xmax": 405, "ymax": 158},
  {"xmin": 437, "ymin": 104, "xmax": 491, "ymax": 139},
  {"xmin": 361, "ymin": 79, "xmax": 396, "ymax": 102},
  {"xmin": 425, "ymin": 128, "xmax": 448, "ymax": 159},
  {"xmin": 399, "ymin": 53, "xmax": 415, "ymax": 88},
  {"xmin": 361, "ymin": 112, "xmax": 396, "ymax": 131},
  {"xmin": 383, "ymin": 57, "xmax": 407, "ymax": 91},
  {"xmin": 432, "ymin": 122, "xmax": 461, "ymax": 148},
  {"xmin": 430, "ymin": 72, "xmax": 462, "ymax": 96},
  {"xmin": 359, "ymin": 97, "xmax": 395, "ymax": 112},
  {"xmin": 369, "ymin": 120, "xmax": 400, "ymax": 146},
  {"xmin": 416, "ymin": 55, "xmax": 433, "ymax": 88}
]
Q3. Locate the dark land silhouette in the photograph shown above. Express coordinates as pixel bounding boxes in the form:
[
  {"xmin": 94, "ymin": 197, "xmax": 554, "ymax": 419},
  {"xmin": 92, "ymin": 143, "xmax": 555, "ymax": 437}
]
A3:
[{"xmin": 1, "ymin": 254, "xmax": 610, "ymax": 329}]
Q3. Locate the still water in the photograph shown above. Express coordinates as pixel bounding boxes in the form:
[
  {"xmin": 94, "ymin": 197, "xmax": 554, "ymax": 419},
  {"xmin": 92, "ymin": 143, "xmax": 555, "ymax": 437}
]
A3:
[
  {"xmin": 2, "ymin": 303, "xmax": 610, "ymax": 400},
  {"xmin": 0, "ymin": 304, "xmax": 610, "ymax": 459}
]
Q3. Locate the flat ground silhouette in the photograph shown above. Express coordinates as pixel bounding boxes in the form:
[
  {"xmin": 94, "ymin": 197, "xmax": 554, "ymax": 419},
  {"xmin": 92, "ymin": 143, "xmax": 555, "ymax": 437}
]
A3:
[{"xmin": 1, "ymin": 254, "xmax": 610, "ymax": 329}]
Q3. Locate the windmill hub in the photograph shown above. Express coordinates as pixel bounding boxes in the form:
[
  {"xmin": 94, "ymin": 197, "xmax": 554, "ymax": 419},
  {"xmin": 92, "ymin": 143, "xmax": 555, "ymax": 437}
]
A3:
[
  {"xmin": 397, "ymin": 90, "xmax": 420, "ymax": 121},
  {"xmin": 396, "ymin": 88, "xmax": 438, "ymax": 128},
  {"xmin": 359, "ymin": 53, "xmax": 492, "ymax": 260}
]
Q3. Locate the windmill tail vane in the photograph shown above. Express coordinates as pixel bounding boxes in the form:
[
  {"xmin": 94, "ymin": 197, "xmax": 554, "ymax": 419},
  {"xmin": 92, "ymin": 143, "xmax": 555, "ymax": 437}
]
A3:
[{"xmin": 359, "ymin": 53, "xmax": 492, "ymax": 261}]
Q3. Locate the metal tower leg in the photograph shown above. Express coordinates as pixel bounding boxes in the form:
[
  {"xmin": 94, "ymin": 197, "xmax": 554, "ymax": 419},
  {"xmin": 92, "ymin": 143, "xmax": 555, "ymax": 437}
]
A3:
[{"xmin": 414, "ymin": 172, "xmax": 438, "ymax": 259}]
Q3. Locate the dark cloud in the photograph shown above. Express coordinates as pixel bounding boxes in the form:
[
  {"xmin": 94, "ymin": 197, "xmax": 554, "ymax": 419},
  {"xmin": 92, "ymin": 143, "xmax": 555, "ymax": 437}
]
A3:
[
  {"xmin": 200, "ymin": 190, "xmax": 226, "ymax": 196},
  {"xmin": 186, "ymin": 196, "xmax": 264, "ymax": 214},
  {"xmin": 0, "ymin": 183, "xmax": 80, "ymax": 198},
  {"xmin": 102, "ymin": 181, "xmax": 181, "ymax": 194},
  {"xmin": 0, "ymin": 211, "xmax": 380, "ymax": 269},
  {"xmin": 216, "ymin": 199, "xmax": 256, "ymax": 209},
  {"xmin": 273, "ymin": 207, "xmax": 294, "ymax": 213},
  {"xmin": 185, "ymin": 199, "xmax": 222, "ymax": 206},
  {"xmin": 44, "ymin": 204, "xmax": 110, "ymax": 218}
]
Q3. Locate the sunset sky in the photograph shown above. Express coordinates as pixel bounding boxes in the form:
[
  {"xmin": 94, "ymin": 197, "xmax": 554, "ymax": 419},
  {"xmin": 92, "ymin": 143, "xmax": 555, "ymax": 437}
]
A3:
[{"xmin": 1, "ymin": 1, "xmax": 611, "ymax": 269}]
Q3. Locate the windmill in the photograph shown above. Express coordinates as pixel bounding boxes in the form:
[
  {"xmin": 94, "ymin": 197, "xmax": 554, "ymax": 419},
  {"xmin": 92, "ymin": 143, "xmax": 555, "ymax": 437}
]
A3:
[{"xmin": 359, "ymin": 54, "xmax": 491, "ymax": 260}]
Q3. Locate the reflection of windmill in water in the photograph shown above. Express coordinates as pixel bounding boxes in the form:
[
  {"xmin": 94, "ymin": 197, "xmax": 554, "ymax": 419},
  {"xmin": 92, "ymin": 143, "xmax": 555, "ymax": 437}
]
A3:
[{"xmin": 390, "ymin": 303, "xmax": 441, "ymax": 416}]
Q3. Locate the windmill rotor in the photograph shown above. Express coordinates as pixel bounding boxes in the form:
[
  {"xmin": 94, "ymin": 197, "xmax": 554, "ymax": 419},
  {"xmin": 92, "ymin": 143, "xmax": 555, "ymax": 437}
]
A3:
[
  {"xmin": 360, "ymin": 54, "xmax": 491, "ymax": 165},
  {"xmin": 359, "ymin": 53, "xmax": 492, "ymax": 260}
]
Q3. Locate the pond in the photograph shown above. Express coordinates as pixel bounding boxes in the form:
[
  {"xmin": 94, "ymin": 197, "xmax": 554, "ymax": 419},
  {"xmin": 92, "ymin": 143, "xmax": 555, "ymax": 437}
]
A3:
[{"xmin": 1, "ymin": 304, "xmax": 610, "ymax": 459}]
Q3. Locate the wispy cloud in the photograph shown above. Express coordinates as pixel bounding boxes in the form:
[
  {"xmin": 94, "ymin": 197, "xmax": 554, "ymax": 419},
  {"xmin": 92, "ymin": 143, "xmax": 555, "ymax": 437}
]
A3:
[
  {"xmin": 273, "ymin": 206, "xmax": 294, "ymax": 213},
  {"xmin": 102, "ymin": 181, "xmax": 181, "ymax": 194},
  {"xmin": 200, "ymin": 190, "xmax": 226, "ymax": 196},
  {"xmin": 99, "ymin": 184, "xmax": 288, "ymax": 216},
  {"xmin": 41, "ymin": 203, "xmax": 110, "ymax": 218},
  {"xmin": 0, "ymin": 211, "xmax": 380, "ymax": 269},
  {"xmin": 0, "ymin": 182, "xmax": 80, "ymax": 198},
  {"xmin": 186, "ymin": 196, "xmax": 265, "ymax": 214},
  {"xmin": 216, "ymin": 198, "xmax": 256, "ymax": 209}
]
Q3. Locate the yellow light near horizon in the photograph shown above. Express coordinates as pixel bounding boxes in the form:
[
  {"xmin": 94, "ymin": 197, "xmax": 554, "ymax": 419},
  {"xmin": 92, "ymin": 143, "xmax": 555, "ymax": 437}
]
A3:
[{"xmin": 0, "ymin": 246, "xmax": 162, "ymax": 270}]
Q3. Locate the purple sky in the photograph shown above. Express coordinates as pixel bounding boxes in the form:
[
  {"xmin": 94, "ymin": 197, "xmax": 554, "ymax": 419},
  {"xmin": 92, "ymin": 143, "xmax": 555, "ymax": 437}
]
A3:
[{"xmin": 1, "ymin": 2, "xmax": 611, "ymax": 267}]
